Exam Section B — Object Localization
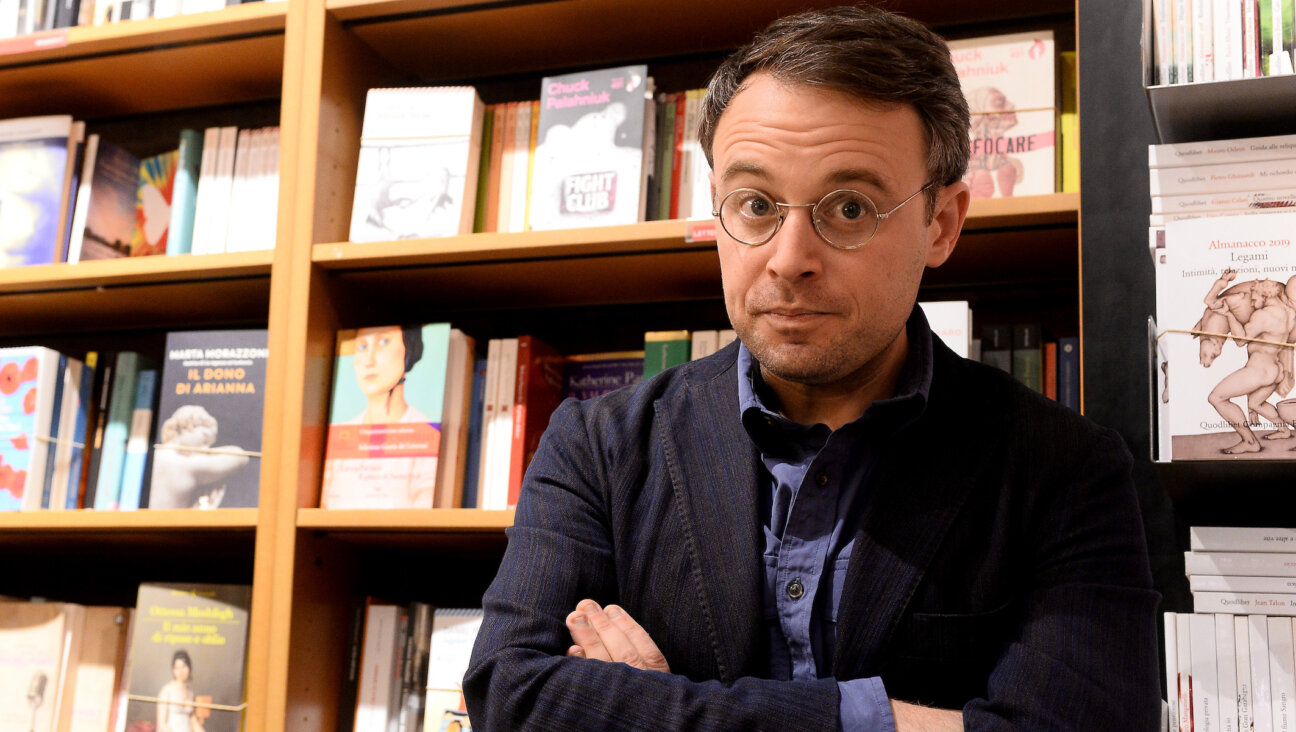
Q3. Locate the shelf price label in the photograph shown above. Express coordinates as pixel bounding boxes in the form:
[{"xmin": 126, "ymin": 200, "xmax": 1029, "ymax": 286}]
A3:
[
  {"xmin": 0, "ymin": 30, "xmax": 69, "ymax": 56},
  {"xmin": 685, "ymin": 221, "xmax": 717, "ymax": 243}
]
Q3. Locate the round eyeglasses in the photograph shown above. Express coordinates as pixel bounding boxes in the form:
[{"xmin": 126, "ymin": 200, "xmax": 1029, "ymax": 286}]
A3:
[{"xmin": 712, "ymin": 183, "xmax": 934, "ymax": 250}]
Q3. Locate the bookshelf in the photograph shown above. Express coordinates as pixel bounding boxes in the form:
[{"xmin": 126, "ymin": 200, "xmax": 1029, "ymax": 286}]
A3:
[{"xmin": 0, "ymin": 0, "xmax": 1085, "ymax": 728}]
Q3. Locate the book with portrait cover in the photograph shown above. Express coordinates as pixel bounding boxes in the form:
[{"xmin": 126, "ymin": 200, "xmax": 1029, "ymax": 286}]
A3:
[
  {"xmin": 530, "ymin": 64, "xmax": 653, "ymax": 231},
  {"xmin": 123, "ymin": 583, "xmax": 252, "ymax": 732},
  {"xmin": 0, "ymin": 115, "xmax": 77, "ymax": 267},
  {"xmin": 321, "ymin": 323, "xmax": 451, "ymax": 509},
  {"xmin": 947, "ymin": 31, "xmax": 1056, "ymax": 199},
  {"xmin": 0, "ymin": 347, "xmax": 66, "ymax": 512},
  {"xmin": 131, "ymin": 149, "xmax": 178, "ymax": 257},
  {"xmin": 1160, "ymin": 212, "xmax": 1296, "ymax": 460},
  {"xmin": 147, "ymin": 330, "xmax": 268, "ymax": 509},
  {"xmin": 349, "ymin": 87, "xmax": 486, "ymax": 243}
]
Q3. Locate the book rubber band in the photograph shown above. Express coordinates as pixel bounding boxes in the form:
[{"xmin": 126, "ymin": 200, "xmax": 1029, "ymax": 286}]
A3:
[
  {"xmin": 1157, "ymin": 328, "xmax": 1296, "ymax": 350},
  {"xmin": 30, "ymin": 434, "xmax": 85, "ymax": 448},
  {"xmin": 151, "ymin": 444, "xmax": 262, "ymax": 458},
  {"xmin": 125, "ymin": 695, "xmax": 248, "ymax": 712}
]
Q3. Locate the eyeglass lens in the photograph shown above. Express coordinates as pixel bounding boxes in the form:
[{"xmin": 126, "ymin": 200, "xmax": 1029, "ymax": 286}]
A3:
[{"xmin": 717, "ymin": 189, "xmax": 881, "ymax": 248}]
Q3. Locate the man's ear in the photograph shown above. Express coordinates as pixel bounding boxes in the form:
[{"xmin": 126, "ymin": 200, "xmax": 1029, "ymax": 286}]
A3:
[
  {"xmin": 709, "ymin": 171, "xmax": 717, "ymax": 212},
  {"xmin": 925, "ymin": 180, "xmax": 970, "ymax": 268}
]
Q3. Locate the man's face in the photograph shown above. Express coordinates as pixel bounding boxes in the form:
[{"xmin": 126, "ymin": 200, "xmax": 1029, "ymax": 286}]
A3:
[{"xmin": 710, "ymin": 74, "xmax": 960, "ymax": 387}]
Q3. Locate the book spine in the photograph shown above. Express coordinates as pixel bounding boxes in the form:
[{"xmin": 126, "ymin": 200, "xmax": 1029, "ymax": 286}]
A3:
[
  {"xmin": 1150, "ymin": 187, "xmax": 1296, "ymax": 214},
  {"xmin": 1167, "ymin": 612, "xmax": 1181, "ymax": 732},
  {"xmin": 1270, "ymin": 617, "xmax": 1295, "ymax": 732},
  {"xmin": 40, "ymin": 353, "xmax": 68, "ymax": 510},
  {"xmin": 1238, "ymin": 614, "xmax": 1254, "ymax": 732},
  {"xmin": 471, "ymin": 106, "xmax": 494, "ymax": 233},
  {"xmin": 336, "ymin": 597, "xmax": 366, "ymax": 732},
  {"xmin": 475, "ymin": 340, "xmax": 500, "ymax": 508},
  {"xmin": 1058, "ymin": 337, "xmax": 1080, "ymax": 411},
  {"xmin": 22, "ymin": 350, "xmax": 62, "ymax": 511},
  {"xmin": 980, "ymin": 324, "xmax": 1012, "ymax": 373},
  {"xmin": 1187, "ymin": 551, "xmax": 1296, "ymax": 576},
  {"xmin": 670, "ymin": 93, "xmax": 686, "ymax": 219},
  {"xmin": 1178, "ymin": 0, "xmax": 1195, "ymax": 82},
  {"xmin": 1191, "ymin": 574, "xmax": 1296, "ymax": 592},
  {"xmin": 1149, "ymin": 158, "xmax": 1296, "ymax": 196},
  {"xmin": 1194, "ymin": 0, "xmax": 1215, "ymax": 81},
  {"xmin": 461, "ymin": 357, "xmax": 488, "ymax": 508},
  {"xmin": 1148, "ymin": 133, "xmax": 1296, "ymax": 168},
  {"xmin": 1196, "ymin": 591, "xmax": 1296, "ymax": 614},
  {"xmin": 63, "ymin": 357, "xmax": 93, "ymax": 509},
  {"xmin": 116, "ymin": 368, "xmax": 158, "ymax": 511},
  {"xmin": 488, "ymin": 338, "xmax": 518, "ymax": 510},
  {"xmin": 1179, "ymin": 613, "xmax": 1195, "ymax": 732},
  {"xmin": 167, "ymin": 128, "xmax": 202, "ymax": 255},
  {"xmin": 1191, "ymin": 612, "xmax": 1220, "ymax": 732},
  {"xmin": 81, "ymin": 356, "xmax": 113, "ymax": 510},
  {"xmin": 93, "ymin": 353, "xmax": 141, "ymax": 511},
  {"xmin": 507, "ymin": 336, "xmax": 532, "ymax": 509},
  {"xmin": 524, "ymin": 99, "xmax": 539, "ymax": 232},
  {"xmin": 1192, "ymin": 526, "xmax": 1296, "ymax": 552},
  {"xmin": 643, "ymin": 331, "xmax": 690, "ymax": 380},
  {"xmin": 1252, "ymin": 615, "xmax": 1274, "ymax": 732},
  {"xmin": 1245, "ymin": 0, "xmax": 1261, "ymax": 77},
  {"xmin": 1011, "ymin": 324, "xmax": 1043, "ymax": 393},
  {"xmin": 1218, "ymin": 613, "xmax": 1240, "ymax": 732},
  {"xmin": 1042, "ymin": 341, "xmax": 1058, "ymax": 400}
]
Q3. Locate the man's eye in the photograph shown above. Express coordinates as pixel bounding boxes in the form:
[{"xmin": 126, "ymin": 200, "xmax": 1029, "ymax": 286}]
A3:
[
  {"xmin": 744, "ymin": 197, "xmax": 773, "ymax": 216},
  {"xmin": 839, "ymin": 200, "xmax": 863, "ymax": 220}
]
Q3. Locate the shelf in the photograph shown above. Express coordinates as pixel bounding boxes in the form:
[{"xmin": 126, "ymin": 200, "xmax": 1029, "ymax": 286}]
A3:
[
  {"xmin": 0, "ymin": 250, "xmax": 273, "ymax": 335},
  {"xmin": 0, "ymin": 3, "xmax": 288, "ymax": 117},
  {"xmin": 296, "ymin": 508, "xmax": 513, "ymax": 553},
  {"xmin": 0, "ymin": 508, "xmax": 258, "ymax": 549},
  {"xmin": 329, "ymin": 0, "xmax": 1074, "ymax": 81},
  {"xmin": 1146, "ymin": 75, "xmax": 1296, "ymax": 144}
]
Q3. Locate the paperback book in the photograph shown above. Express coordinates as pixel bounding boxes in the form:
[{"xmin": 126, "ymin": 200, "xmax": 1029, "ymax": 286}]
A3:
[
  {"xmin": 149, "ymin": 330, "xmax": 269, "ymax": 509},
  {"xmin": 131, "ymin": 149, "xmax": 178, "ymax": 256},
  {"xmin": 322, "ymin": 323, "xmax": 451, "ymax": 509},
  {"xmin": 123, "ymin": 583, "xmax": 252, "ymax": 732},
  {"xmin": 423, "ymin": 608, "xmax": 483, "ymax": 732},
  {"xmin": 530, "ymin": 64, "xmax": 652, "ymax": 230},
  {"xmin": 67, "ymin": 136, "xmax": 142, "ymax": 262},
  {"xmin": 0, "ymin": 115, "xmax": 76, "ymax": 266},
  {"xmin": 0, "ymin": 347, "xmax": 65, "ymax": 511}
]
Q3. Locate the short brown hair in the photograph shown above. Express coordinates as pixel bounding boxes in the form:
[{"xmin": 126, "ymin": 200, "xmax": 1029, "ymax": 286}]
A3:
[{"xmin": 699, "ymin": 6, "xmax": 970, "ymax": 210}]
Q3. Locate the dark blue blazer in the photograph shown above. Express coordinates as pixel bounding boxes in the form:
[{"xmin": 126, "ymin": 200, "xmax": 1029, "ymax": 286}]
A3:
[{"xmin": 465, "ymin": 337, "xmax": 1161, "ymax": 731}]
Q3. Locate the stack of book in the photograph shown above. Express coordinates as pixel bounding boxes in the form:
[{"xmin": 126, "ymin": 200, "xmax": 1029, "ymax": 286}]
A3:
[
  {"xmin": 1147, "ymin": 0, "xmax": 1296, "ymax": 85},
  {"xmin": 0, "ymin": 329, "xmax": 268, "ymax": 513},
  {"xmin": 0, "ymin": 0, "xmax": 286, "ymax": 38},
  {"xmin": 1166, "ymin": 526, "xmax": 1296, "ymax": 732}
]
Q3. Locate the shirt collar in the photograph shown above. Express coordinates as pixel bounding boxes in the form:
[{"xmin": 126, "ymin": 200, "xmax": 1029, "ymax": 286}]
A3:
[{"xmin": 737, "ymin": 304, "xmax": 934, "ymax": 445}]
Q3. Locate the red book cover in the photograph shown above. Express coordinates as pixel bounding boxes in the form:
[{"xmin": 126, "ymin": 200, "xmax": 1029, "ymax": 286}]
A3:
[
  {"xmin": 1043, "ymin": 341, "xmax": 1058, "ymax": 401},
  {"xmin": 669, "ymin": 93, "xmax": 686, "ymax": 219},
  {"xmin": 507, "ymin": 336, "xmax": 564, "ymax": 507}
]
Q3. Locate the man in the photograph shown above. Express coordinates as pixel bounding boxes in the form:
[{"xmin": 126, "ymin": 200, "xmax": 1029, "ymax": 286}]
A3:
[{"xmin": 465, "ymin": 6, "xmax": 1160, "ymax": 730}]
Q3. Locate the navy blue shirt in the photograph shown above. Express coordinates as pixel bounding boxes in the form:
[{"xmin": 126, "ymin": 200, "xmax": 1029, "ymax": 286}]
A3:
[{"xmin": 737, "ymin": 310, "xmax": 934, "ymax": 730}]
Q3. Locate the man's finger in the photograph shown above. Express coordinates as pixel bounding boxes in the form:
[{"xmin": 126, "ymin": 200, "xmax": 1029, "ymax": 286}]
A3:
[
  {"xmin": 580, "ymin": 600, "xmax": 645, "ymax": 668},
  {"xmin": 566, "ymin": 604, "xmax": 612, "ymax": 662},
  {"xmin": 604, "ymin": 604, "xmax": 670, "ymax": 672}
]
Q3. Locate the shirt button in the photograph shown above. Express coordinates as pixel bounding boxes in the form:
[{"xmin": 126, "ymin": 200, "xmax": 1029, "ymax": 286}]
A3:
[
  {"xmin": 815, "ymin": 471, "xmax": 829, "ymax": 487},
  {"xmin": 786, "ymin": 579, "xmax": 804, "ymax": 600}
]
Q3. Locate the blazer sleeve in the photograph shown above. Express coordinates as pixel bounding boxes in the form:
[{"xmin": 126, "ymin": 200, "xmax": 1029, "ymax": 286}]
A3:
[
  {"xmin": 962, "ymin": 426, "xmax": 1162, "ymax": 731},
  {"xmin": 463, "ymin": 398, "xmax": 842, "ymax": 732}
]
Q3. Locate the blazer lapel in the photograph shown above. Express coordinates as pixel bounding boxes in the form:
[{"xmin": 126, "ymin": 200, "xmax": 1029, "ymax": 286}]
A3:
[
  {"xmin": 655, "ymin": 351, "xmax": 767, "ymax": 683},
  {"xmin": 832, "ymin": 353, "xmax": 996, "ymax": 679}
]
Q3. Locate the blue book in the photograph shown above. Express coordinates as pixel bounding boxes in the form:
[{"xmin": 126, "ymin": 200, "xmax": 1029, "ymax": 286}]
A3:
[
  {"xmin": 1058, "ymin": 337, "xmax": 1080, "ymax": 413},
  {"xmin": 460, "ymin": 357, "xmax": 488, "ymax": 509},
  {"xmin": 0, "ymin": 116, "xmax": 75, "ymax": 267},
  {"xmin": 563, "ymin": 353, "xmax": 644, "ymax": 400},
  {"xmin": 166, "ymin": 129, "xmax": 202, "ymax": 255},
  {"xmin": 39, "ymin": 354, "xmax": 68, "ymax": 509},
  {"xmin": 64, "ymin": 355, "xmax": 95, "ymax": 509},
  {"xmin": 93, "ymin": 352, "xmax": 148, "ymax": 510},
  {"xmin": 117, "ymin": 369, "xmax": 158, "ymax": 511}
]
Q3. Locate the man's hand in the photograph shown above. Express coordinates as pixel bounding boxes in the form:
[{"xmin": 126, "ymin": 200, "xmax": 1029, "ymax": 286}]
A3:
[
  {"xmin": 565, "ymin": 599, "xmax": 670, "ymax": 673},
  {"xmin": 891, "ymin": 700, "xmax": 963, "ymax": 732}
]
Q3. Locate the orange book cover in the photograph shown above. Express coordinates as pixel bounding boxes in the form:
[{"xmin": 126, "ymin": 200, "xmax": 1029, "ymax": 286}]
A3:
[
  {"xmin": 524, "ymin": 99, "xmax": 540, "ymax": 231},
  {"xmin": 496, "ymin": 101, "xmax": 518, "ymax": 233},
  {"xmin": 482, "ymin": 103, "xmax": 506, "ymax": 233},
  {"xmin": 1043, "ymin": 341, "xmax": 1058, "ymax": 400}
]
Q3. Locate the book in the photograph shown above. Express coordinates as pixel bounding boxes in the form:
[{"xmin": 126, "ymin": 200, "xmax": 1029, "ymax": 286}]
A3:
[
  {"xmin": 93, "ymin": 352, "xmax": 152, "ymax": 511},
  {"xmin": 1161, "ymin": 212, "xmax": 1296, "ymax": 459},
  {"xmin": 38, "ymin": 353, "xmax": 67, "ymax": 510},
  {"xmin": 149, "ymin": 330, "xmax": 268, "ymax": 509},
  {"xmin": 0, "ymin": 601, "xmax": 80, "ymax": 731},
  {"xmin": 1193, "ymin": 526, "xmax": 1296, "ymax": 552},
  {"xmin": 1178, "ymin": 613, "xmax": 1194, "ymax": 732},
  {"xmin": 1217, "ymin": 613, "xmax": 1240, "ymax": 732},
  {"xmin": 49, "ymin": 356, "xmax": 90, "ymax": 511},
  {"xmin": 1011, "ymin": 325, "xmax": 1043, "ymax": 393},
  {"xmin": 530, "ymin": 64, "xmax": 652, "ymax": 230},
  {"xmin": 1194, "ymin": 590, "xmax": 1296, "ymax": 613},
  {"xmin": 349, "ymin": 86, "xmax": 486, "ymax": 242},
  {"xmin": 1150, "ymin": 133, "xmax": 1296, "ymax": 169},
  {"xmin": 66, "ymin": 136, "xmax": 141, "ymax": 262},
  {"xmin": 1190, "ymin": 612, "xmax": 1220, "ymax": 732},
  {"xmin": 131, "ymin": 149, "xmax": 179, "ymax": 256},
  {"xmin": 1165, "ymin": 612, "xmax": 1180, "ymax": 732},
  {"xmin": 507, "ymin": 335, "xmax": 564, "ymax": 507},
  {"xmin": 690, "ymin": 330, "xmax": 719, "ymax": 361},
  {"xmin": 1191, "ymin": 574, "xmax": 1296, "ymax": 592},
  {"xmin": 483, "ymin": 338, "xmax": 518, "ymax": 510},
  {"xmin": 122, "ymin": 582, "xmax": 252, "ymax": 732},
  {"xmin": 918, "ymin": 300, "xmax": 972, "ymax": 358},
  {"xmin": 0, "ymin": 115, "xmax": 77, "ymax": 266},
  {"xmin": 195, "ymin": 125, "xmax": 238, "ymax": 255},
  {"xmin": 947, "ymin": 31, "xmax": 1057, "ymax": 198},
  {"xmin": 474, "ymin": 339, "xmax": 501, "ymax": 508},
  {"xmin": 322, "ymin": 324, "xmax": 451, "ymax": 509},
  {"xmin": 398, "ymin": 601, "xmax": 434, "ymax": 732},
  {"xmin": 643, "ymin": 330, "xmax": 690, "ymax": 380},
  {"xmin": 1252, "ymin": 614, "xmax": 1275, "ymax": 732},
  {"xmin": 1270, "ymin": 617, "xmax": 1296, "ymax": 732},
  {"xmin": 434, "ymin": 329, "xmax": 474, "ymax": 509},
  {"xmin": 1150, "ymin": 188, "xmax": 1296, "ymax": 215},
  {"xmin": 63, "ymin": 606, "xmax": 131, "ymax": 732},
  {"xmin": 1043, "ymin": 342, "xmax": 1058, "ymax": 400},
  {"xmin": 422, "ymin": 608, "xmax": 483, "ymax": 732},
  {"xmin": 561, "ymin": 352, "xmax": 644, "ymax": 401},
  {"xmin": 1151, "ymin": 159, "xmax": 1296, "ymax": 197},
  {"xmin": 1186, "ymin": 551, "xmax": 1296, "ymax": 576},
  {"xmin": 116, "ymin": 368, "xmax": 159, "ymax": 511},
  {"xmin": 980, "ymin": 324, "xmax": 1012, "ymax": 373},
  {"xmin": 460, "ymin": 356, "xmax": 488, "ymax": 508},
  {"xmin": 1237, "ymin": 614, "xmax": 1254, "ymax": 732},
  {"xmin": 0, "ymin": 347, "xmax": 64, "ymax": 511},
  {"xmin": 167, "ymin": 128, "xmax": 203, "ymax": 255},
  {"xmin": 354, "ymin": 599, "xmax": 402, "ymax": 731}
]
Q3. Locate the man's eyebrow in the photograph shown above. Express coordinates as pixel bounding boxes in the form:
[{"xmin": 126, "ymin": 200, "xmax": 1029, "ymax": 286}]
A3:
[
  {"xmin": 719, "ymin": 160, "xmax": 769, "ymax": 184},
  {"xmin": 824, "ymin": 168, "xmax": 891, "ymax": 194}
]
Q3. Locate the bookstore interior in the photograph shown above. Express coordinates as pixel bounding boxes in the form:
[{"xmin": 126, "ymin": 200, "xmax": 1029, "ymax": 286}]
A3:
[{"xmin": 0, "ymin": 0, "xmax": 1293, "ymax": 729}]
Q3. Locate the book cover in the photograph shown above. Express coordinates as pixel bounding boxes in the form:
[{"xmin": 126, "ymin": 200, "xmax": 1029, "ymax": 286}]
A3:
[
  {"xmin": 0, "ymin": 347, "xmax": 64, "ymax": 512},
  {"xmin": 562, "ymin": 352, "xmax": 644, "ymax": 400},
  {"xmin": 1217, "ymin": 613, "xmax": 1240, "ymax": 732},
  {"xmin": 322, "ymin": 324, "xmax": 450, "ymax": 509},
  {"xmin": 1270, "ymin": 617, "xmax": 1296, "ymax": 732},
  {"xmin": 117, "ymin": 368, "xmax": 159, "ymax": 511},
  {"xmin": 0, "ymin": 601, "xmax": 78, "ymax": 732},
  {"xmin": 70, "ymin": 137, "xmax": 141, "ymax": 262},
  {"xmin": 947, "ymin": 32, "xmax": 1056, "ymax": 198},
  {"xmin": 149, "ymin": 330, "xmax": 268, "ymax": 509},
  {"xmin": 93, "ymin": 352, "xmax": 152, "ymax": 511},
  {"xmin": 1191, "ymin": 574, "xmax": 1296, "ymax": 592},
  {"xmin": 1186, "ymin": 551, "xmax": 1296, "ymax": 576},
  {"xmin": 507, "ymin": 335, "xmax": 564, "ymax": 507},
  {"xmin": 918, "ymin": 300, "xmax": 972, "ymax": 358},
  {"xmin": 1194, "ymin": 590, "xmax": 1296, "ymax": 614},
  {"xmin": 1161, "ymin": 213, "xmax": 1296, "ymax": 459},
  {"xmin": 123, "ymin": 583, "xmax": 252, "ymax": 732},
  {"xmin": 1190, "ymin": 612, "xmax": 1219, "ymax": 732},
  {"xmin": 167, "ymin": 129, "xmax": 203, "ymax": 255},
  {"xmin": 1151, "ymin": 158, "xmax": 1296, "ymax": 197},
  {"xmin": 530, "ymin": 64, "xmax": 651, "ymax": 230},
  {"xmin": 0, "ymin": 115, "xmax": 76, "ymax": 267},
  {"xmin": 1237, "ymin": 614, "xmax": 1253, "ymax": 732},
  {"xmin": 643, "ymin": 330, "xmax": 690, "ymax": 380},
  {"xmin": 434, "ymin": 329, "xmax": 474, "ymax": 509},
  {"xmin": 131, "ymin": 149, "xmax": 178, "ymax": 257},
  {"xmin": 349, "ymin": 87, "xmax": 485, "ymax": 242},
  {"xmin": 422, "ymin": 608, "xmax": 482, "ymax": 732}
]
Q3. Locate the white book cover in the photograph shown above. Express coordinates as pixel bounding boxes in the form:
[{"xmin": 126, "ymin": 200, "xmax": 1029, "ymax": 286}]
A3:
[
  {"xmin": 188, "ymin": 126, "xmax": 220, "ymax": 255},
  {"xmin": 1213, "ymin": 0, "xmax": 1239, "ymax": 81},
  {"xmin": 1192, "ymin": 575, "xmax": 1296, "ymax": 592},
  {"xmin": 1187, "ymin": 551, "xmax": 1296, "ymax": 576},
  {"xmin": 223, "ymin": 127, "xmax": 253, "ymax": 252},
  {"xmin": 678, "ymin": 88, "xmax": 701, "ymax": 219},
  {"xmin": 1197, "ymin": 591, "xmax": 1296, "ymax": 614},
  {"xmin": 265, "ymin": 127, "xmax": 280, "ymax": 250},
  {"xmin": 434, "ymin": 328, "xmax": 473, "ymax": 508},
  {"xmin": 1151, "ymin": 206, "xmax": 1296, "ymax": 226},
  {"xmin": 1181, "ymin": 613, "xmax": 1196, "ymax": 732},
  {"xmin": 487, "ymin": 338, "xmax": 518, "ymax": 510},
  {"xmin": 476, "ymin": 338, "xmax": 501, "ymax": 509},
  {"xmin": 1162, "ymin": 213, "xmax": 1296, "ymax": 460},
  {"xmin": 422, "ymin": 608, "xmax": 483, "ymax": 732},
  {"xmin": 690, "ymin": 330, "xmax": 718, "ymax": 361},
  {"xmin": 0, "ymin": 0, "xmax": 17, "ymax": 38},
  {"xmin": 1270, "ymin": 617, "xmax": 1296, "ymax": 732},
  {"xmin": 1193, "ymin": 612, "xmax": 1221, "ymax": 732},
  {"xmin": 1253, "ymin": 614, "xmax": 1275, "ymax": 732},
  {"xmin": 947, "ymin": 31, "xmax": 1056, "ymax": 199},
  {"xmin": 718, "ymin": 329, "xmax": 738, "ymax": 350},
  {"xmin": 1238, "ymin": 615, "xmax": 1254, "ymax": 732},
  {"xmin": 1148, "ymin": 132, "xmax": 1296, "ymax": 168},
  {"xmin": 1151, "ymin": 159, "xmax": 1296, "ymax": 196},
  {"xmin": 1168, "ymin": 612, "xmax": 1181, "ymax": 732},
  {"xmin": 1244, "ymin": 0, "xmax": 1261, "ymax": 77},
  {"xmin": 1218, "ymin": 613, "xmax": 1240, "ymax": 732},
  {"xmin": 530, "ymin": 65, "xmax": 651, "ymax": 231},
  {"xmin": 637, "ymin": 79, "xmax": 657, "ymax": 224},
  {"xmin": 685, "ymin": 89, "xmax": 711, "ymax": 220},
  {"xmin": 508, "ymin": 100, "xmax": 532, "ymax": 233},
  {"xmin": 355, "ymin": 602, "xmax": 400, "ymax": 731},
  {"xmin": 1193, "ymin": 526, "xmax": 1296, "ymax": 552},
  {"xmin": 1194, "ymin": 0, "xmax": 1215, "ymax": 81},
  {"xmin": 350, "ymin": 86, "xmax": 485, "ymax": 242},
  {"xmin": 1176, "ymin": 0, "xmax": 1194, "ymax": 83},
  {"xmin": 918, "ymin": 300, "xmax": 973, "ymax": 358},
  {"xmin": 65, "ymin": 133, "xmax": 100, "ymax": 265},
  {"xmin": 1151, "ymin": 186, "xmax": 1296, "ymax": 214},
  {"xmin": 203, "ymin": 125, "xmax": 239, "ymax": 254}
]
